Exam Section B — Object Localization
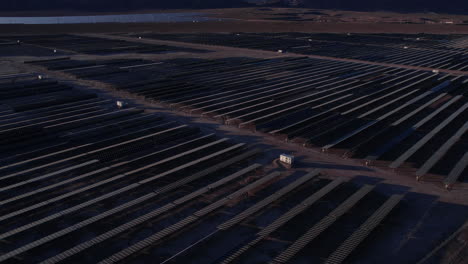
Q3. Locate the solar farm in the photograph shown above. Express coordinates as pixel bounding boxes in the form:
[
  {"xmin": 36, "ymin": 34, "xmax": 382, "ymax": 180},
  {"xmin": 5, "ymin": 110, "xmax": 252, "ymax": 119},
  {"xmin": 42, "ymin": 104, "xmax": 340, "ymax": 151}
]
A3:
[
  {"xmin": 136, "ymin": 33, "xmax": 468, "ymax": 71},
  {"xmin": 0, "ymin": 32, "xmax": 467, "ymax": 264}
]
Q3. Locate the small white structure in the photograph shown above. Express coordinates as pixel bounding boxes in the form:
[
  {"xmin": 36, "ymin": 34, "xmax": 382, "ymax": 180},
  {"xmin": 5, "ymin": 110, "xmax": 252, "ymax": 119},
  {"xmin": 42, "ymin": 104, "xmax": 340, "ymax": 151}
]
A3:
[
  {"xmin": 432, "ymin": 69, "xmax": 440, "ymax": 74},
  {"xmin": 278, "ymin": 50, "xmax": 284, "ymax": 53},
  {"xmin": 53, "ymin": 49, "xmax": 57, "ymax": 53},
  {"xmin": 280, "ymin": 154, "xmax": 294, "ymax": 166},
  {"xmin": 37, "ymin": 75, "xmax": 43, "ymax": 80},
  {"xmin": 116, "ymin": 101, "xmax": 127, "ymax": 109},
  {"xmin": 403, "ymin": 46, "xmax": 409, "ymax": 49}
]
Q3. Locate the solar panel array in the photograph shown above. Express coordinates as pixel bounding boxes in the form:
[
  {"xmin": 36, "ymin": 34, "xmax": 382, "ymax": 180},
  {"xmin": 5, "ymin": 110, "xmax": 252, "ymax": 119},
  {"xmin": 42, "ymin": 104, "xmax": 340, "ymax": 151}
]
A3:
[
  {"xmin": 0, "ymin": 78, "xmax": 414, "ymax": 263},
  {"xmin": 30, "ymin": 55, "xmax": 468, "ymax": 185},
  {"xmin": 0, "ymin": 33, "xmax": 467, "ymax": 263},
  {"xmin": 1, "ymin": 34, "xmax": 207, "ymax": 55},
  {"xmin": 0, "ymin": 75, "xmax": 269, "ymax": 263},
  {"xmin": 136, "ymin": 33, "xmax": 468, "ymax": 71}
]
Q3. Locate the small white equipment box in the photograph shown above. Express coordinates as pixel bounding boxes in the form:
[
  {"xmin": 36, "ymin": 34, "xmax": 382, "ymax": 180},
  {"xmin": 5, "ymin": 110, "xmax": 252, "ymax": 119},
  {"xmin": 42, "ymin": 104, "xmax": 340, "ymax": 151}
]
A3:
[
  {"xmin": 280, "ymin": 154, "xmax": 294, "ymax": 166},
  {"xmin": 116, "ymin": 101, "xmax": 127, "ymax": 109}
]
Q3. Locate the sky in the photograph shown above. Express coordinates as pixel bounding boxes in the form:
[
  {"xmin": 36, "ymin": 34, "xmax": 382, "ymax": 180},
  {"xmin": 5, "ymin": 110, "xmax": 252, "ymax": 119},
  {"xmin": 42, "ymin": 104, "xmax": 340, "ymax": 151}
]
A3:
[{"xmin": 2, "ymin": 0, "xmax": 468, "ymax": 14}]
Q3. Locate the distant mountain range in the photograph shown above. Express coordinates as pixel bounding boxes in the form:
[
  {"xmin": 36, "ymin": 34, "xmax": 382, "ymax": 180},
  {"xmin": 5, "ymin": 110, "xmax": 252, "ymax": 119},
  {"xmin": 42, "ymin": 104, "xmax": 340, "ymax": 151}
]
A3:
[
  {"xmin": 257, "ymin": 0, "xmax": 468, "ymax": 14},
  {"xmin": 299, "ymin": 0, "xmax": 468, "ymax": 14},
  {"xmin": 2, "ymin": 0, "xmax": 467, "ymax": 14}
]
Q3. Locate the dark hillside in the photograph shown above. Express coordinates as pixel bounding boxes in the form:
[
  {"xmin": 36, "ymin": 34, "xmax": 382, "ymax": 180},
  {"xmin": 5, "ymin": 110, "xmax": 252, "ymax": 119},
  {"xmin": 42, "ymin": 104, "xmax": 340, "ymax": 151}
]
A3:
[{"xmin": 2, "ymin": 0, "xmax": 468, "ymax": 14}]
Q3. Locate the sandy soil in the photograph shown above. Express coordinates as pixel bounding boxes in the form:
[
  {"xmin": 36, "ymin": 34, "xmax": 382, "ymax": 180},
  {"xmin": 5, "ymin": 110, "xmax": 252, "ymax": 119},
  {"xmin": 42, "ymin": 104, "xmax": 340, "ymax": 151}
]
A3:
[
  {"xmin": 0, "ymin": 60, "xmax": 31, "ymax": 76},
  {"xmin": 2, "ymin": 20, "xmax": 468, "ymax": 35},
  {"xmin": 206, "ymin": 8, "xmax": 468, "ymax": 23},
  {"xmin": 1, "ymin": 7, "xmax": 467, "ymax": 21}
]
